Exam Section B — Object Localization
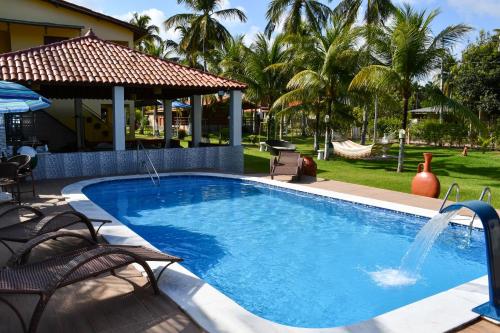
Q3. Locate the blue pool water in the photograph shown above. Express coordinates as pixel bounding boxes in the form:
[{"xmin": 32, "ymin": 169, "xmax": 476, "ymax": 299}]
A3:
[{"xmin": 83, "ymin": 176, "xmax": 487, "ymax": 328}]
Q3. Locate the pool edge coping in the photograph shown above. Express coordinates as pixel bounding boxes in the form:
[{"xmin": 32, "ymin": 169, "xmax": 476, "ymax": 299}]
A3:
[{"xmin": 62, "ymin": 172, "xmax": 489, "ymax": 333}]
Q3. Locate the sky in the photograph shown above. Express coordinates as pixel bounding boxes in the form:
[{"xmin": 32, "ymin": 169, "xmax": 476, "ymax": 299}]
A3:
[{"xmin": 68, "ymin": 0, "xmax": 499, "ymax": 56}]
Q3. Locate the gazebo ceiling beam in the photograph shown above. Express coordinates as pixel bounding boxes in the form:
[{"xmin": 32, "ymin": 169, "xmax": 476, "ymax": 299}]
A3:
[{"xmin": 31, "ymin": 83, "xmax": 233, "ymax": 100}]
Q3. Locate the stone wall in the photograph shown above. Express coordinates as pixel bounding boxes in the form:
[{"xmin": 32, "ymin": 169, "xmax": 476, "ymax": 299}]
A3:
[{"xmin": 33, "ymin": 146, "xmax": 244, "ymax": 180}]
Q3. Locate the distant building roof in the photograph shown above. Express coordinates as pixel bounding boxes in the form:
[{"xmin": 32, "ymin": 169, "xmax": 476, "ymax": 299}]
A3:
[
  {"xmin": 42, "ymin": 0, "xmax": 146, "ymax": 40},
  {"xmin": 409, "ymin": 106, "xmax": 448, "ymax": 114},
  {"xmin": 0, "ymin": 32, "xmax": 247, "ymax": 99}
]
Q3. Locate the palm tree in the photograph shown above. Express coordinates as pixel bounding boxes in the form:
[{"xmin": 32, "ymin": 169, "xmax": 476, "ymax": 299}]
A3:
[
  {"xmin": 143, "ymin": 39, "xmax": 179, "ymax": 60},
  {"xmin": 265, "ymin": 0, "xmax": 333, "ymax": 37},
  {"xmin": 350, "ymin": 5, "xmax": 478, "ymax": 172},
  {"xmin": 164, "ymin": 0, "xmax": 247, "ymax": 71},
  {"xmin": 129, "ymin": 13, "xmax": 161, "ymax": 51},
  {"xmin": 239, "ymin": 33, "xmax": 293, "ymax": 139},
  {"xmin": 273, "ymin": 20, "xmax": 362, "ymax": 155},
  {"xmin": 334, "ymin": 0, "xmax": 395, "ymax": 27},
  {"xmin": 334, "ymin": 0, "xmax": 395, "ymax": 145},
  {"xmin": 207, "ymin": 35, "xmax": 248, "ymax": 77}
]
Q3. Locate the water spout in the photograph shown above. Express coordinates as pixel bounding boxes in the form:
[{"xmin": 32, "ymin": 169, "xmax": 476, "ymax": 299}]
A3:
[
  {"xmin": 370, "ymin": 210, "xmax": 459, "ymax": 287},
  {"xmin": 441, "ymin": 201, "xmax": 500, "ymax": 321}
]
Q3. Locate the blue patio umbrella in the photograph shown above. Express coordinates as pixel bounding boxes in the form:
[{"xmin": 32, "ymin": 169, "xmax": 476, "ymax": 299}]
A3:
[
  {"xmin": 0, "ymin": 81, "xmax": 51, "ymax": 113},
  {"xmin": 172, "ymin": 100, "xmax": 190, "ymax": 109}
]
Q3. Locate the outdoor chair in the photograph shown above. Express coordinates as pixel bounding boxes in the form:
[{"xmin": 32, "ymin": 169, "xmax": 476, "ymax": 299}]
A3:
[
  {"xmin": 7, "ymin": 155, "xmax": 36, "ymax": 197},
  {"xmin": 0, "ymin": 205, "xmax": 111, "ymax": 254},
  {"xmin": 0, "ymin": 230, "xmax": 183, "ymax": 333},
  {"xmin": 0, "ymin": 162, "xmax": 21, "ymax": 204},
  {"xmin": 270, "ymin": 151, "xmax": 303, "ymax": 181}
]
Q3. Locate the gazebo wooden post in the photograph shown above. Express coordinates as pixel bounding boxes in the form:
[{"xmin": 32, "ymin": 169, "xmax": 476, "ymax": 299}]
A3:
[
  {"xmin": 163, "ymin": 100, "xmax": 173, "ymax": 148},
  {"xmin": 192, "ymin": 95, "xmax": 202, "ymax": 147},
  {"xmin": 112, "ymin": 86, "xmax": 125, "ymax": 151},
  {"xmin": 229, "ymin": 90, "xmax": 242, "ymax": 146}
]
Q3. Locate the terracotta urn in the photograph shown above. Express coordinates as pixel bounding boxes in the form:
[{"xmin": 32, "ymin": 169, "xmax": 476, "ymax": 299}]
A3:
[
  {"xmin": 302, "ymin": 156, "xmax": 317, "ymax": 177},
  {"xmin": 411, "ymin": 153, "xmax": 440, "ymax": 198}
]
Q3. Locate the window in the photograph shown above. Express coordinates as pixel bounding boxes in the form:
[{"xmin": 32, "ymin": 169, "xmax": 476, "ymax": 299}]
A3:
[{"xmin": 44, "ymin": 36, "xmax": 69, "ymax": 45}]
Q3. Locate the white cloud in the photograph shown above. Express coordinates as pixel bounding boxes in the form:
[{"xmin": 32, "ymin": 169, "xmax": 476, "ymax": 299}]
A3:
[
  {"xmin": 116, "ymin": 8, "xmax": 180, "ymax": 42},
  {"xmin": 243, "ymin": 25, "xmax": 262, "ymax": 46},
  {"xmin": 448, "ymin": 0, "xmax": 500, "ymax": 18}
]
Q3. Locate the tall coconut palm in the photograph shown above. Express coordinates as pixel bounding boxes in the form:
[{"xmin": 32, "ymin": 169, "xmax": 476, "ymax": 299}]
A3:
[
  {"xmin": 207, "ymin": 35, "xmax": 248, "ymax": 77},
  {"xmin": 143, "ymin": 39, "xmax": 179, "ymax": 60},
  {"xmin": 239, "ymin": 33, "xmax": 293, "ymax": 139},
  {"xmin": 334, "ymin": 0, "xmax": 395, "ymax": 27},
  {"xmin": 164, "ymin": 0, "xmax": 247, "ymax": 71},
  {"xmin": 273, "ymin": 20, "xmax": 362, "ymax": 155},
  {"xmin": 334, "ymin": 0, "xmax": 395, "ymax": 144},
  {"xmin": 129, "ymin": 13, "xmax": 161, "ymax": 51},
  {"xmin": 265, "ymin": 0, "xmax": 333, "ymax": 37},
  {"xmin": 350, "ymin": 5, "xmax": 477, "ymax": 172}
]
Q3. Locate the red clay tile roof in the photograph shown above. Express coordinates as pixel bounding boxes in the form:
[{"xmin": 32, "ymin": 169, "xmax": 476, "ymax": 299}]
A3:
[{"xmin": 0, "ymin": 33, "xmax": 247, "ymax": 91}]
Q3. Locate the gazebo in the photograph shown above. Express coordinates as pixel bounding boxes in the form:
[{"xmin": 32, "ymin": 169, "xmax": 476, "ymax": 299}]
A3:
[{"xmin": 0, "ymin": 31, "xmax": 247, "ymax": 179}]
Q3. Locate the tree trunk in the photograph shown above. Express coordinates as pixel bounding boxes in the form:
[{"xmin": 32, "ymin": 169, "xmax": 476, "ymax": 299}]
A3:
[
  {"xmin": 313, "ymin": 109, "xmax": 320, "ymax": 151},
  {"xmin": 324, "ymin": 101, "xmax": 333, "ymax": 160},
  {"xmin": 397, "ymin": 97, "xmax": 410, "ymax": 173},
  {"xmin": 373, "ymin": 95, "xmax": 378, "ymax": 143},
  {"xmin": 301, "ymin": 111, "xmax": 307, "ymax": 137},
  {"xmin": 361, "ymin": 104, "xmax": 369, "ymax": 145},
  {"xmin": 139, "ymin": 107, "xmax": 145, "ymax": 135},
  {"xmin": 279, "ymin": 115, "xmax": 284, "ymax": 140}
]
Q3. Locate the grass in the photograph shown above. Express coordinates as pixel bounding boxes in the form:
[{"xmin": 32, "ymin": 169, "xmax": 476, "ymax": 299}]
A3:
[{"xmin": 243, "ymin": 136, "xmax": 500, "ymax": 207}]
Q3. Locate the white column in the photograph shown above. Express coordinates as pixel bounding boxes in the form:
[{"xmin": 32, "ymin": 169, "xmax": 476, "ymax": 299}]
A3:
[
  {"xmin": 153, "ymin": 104, "xmax": 159, "ymax": 136},
  {"xmin": 163, "ymin": 100, "xmax": 173, "ymax": 147},
  {"xmin": 112, "ymin": 86, "xmax": 126, "ymax": 151},
  {"xmin": 229, "ymin": 90, "xmax": 242, "ymax": 146},
  {"xmin": 192, "ymin": 95, "xmax": 202, "ymax": 147}
]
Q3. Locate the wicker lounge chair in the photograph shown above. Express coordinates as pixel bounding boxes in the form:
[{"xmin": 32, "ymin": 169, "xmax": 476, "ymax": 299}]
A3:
[
  {"xmin": 265, "ymin": 140, "xmax": 297, "ymax": 156},
  {"xmin": 0, "ymin": 205, "xmax": 111, "ymax": 253},
  {"xmin": 7, "ymin": 155, "xmax": 36, "ymax": 197},
  {"xmin": 0, "ymin": 231, "xmax": 183, "ymax": 333},
  {"xmin": 270, "ymin": 151, "xmax": 303, "ymax": 181}
]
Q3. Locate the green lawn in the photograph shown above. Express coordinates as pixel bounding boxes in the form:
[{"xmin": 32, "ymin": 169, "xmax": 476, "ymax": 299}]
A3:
[{"xmin": 244, "ymin": 137, "xmax": 500, "ymax": 207}]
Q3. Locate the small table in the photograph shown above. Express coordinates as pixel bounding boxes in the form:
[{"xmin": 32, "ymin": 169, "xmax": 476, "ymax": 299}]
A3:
[{"xmin": 259, "ymin": 142, "xmax": 267, "ymax": 152}]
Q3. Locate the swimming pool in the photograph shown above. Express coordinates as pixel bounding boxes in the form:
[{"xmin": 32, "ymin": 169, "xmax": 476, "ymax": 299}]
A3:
[{"xmin": 80, "ymin": 175, "xmax": 486, "ymax": 329}]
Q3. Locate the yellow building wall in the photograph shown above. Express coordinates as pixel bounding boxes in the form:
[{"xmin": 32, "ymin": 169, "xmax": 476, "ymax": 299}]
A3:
[
  {"xmin": 0, "ymin": 0, "xmax": 134, "ymax": 51},
  {"xmin": 0, "ymin": 0, "xmax": 137, "ymax": 144}
]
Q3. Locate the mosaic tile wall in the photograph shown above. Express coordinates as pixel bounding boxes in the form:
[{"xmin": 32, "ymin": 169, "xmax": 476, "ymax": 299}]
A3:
[
  {"xmin": 0, "ymin": 115, "xmax": 6, "ymax": 155},
  {"xmin": 33, "ymin": 146, "xmax": 244, "ymax": 180}
]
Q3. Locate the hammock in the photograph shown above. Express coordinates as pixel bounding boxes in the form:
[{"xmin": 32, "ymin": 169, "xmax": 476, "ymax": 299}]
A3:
[{"xmin": 331, "ymin": 140, "xmax": 382, "ymax": 159}]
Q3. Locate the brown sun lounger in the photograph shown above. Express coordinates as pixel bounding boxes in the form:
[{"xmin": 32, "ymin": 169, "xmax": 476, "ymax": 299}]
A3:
[
  {"xmin": 0, "ymin": 205, "xmax": 111, "ymax": 253},
  {"xmin": 0, "ymin": 231, "xmax": 183, "ymax": 333},
  {"xmin": 270, "ymin": 151, "xmax": 304, "ymax": 181}
]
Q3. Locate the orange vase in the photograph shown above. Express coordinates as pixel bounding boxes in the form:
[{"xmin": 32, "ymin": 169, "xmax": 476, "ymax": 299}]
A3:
[
  {"xmin": 302, "ymin": 156, "xmax": 317, "ymax": 177},
  {"xmin": 411, "ymin": 153, "xmax": 440, "ymax": 198}
]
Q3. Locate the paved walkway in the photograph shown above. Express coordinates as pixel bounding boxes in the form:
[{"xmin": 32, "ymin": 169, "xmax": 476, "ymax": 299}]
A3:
[
  {"xmin": 0, "ymin": 175, "xmax": 497, "ymax": 332},
  {"xmin": 0, "ymin": 178, "xmax": 204, "ymax": 333}
]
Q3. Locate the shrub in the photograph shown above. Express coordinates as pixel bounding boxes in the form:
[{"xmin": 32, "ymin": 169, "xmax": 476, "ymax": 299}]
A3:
[
  {"xmin": 377, "ymin": 118, "xmax": 401, "ymax": 137},
  {"xmin": 219, "ymin": 128, "xmax": 229, "ymax": 143},
  {"xmin": 177, "ymin": 129, "xmax": 187, "ymax": 140},
  {"xmin": 247, "ymin": 135, "xmax": 258, "ymax": 144},
  {"xmin": 412, "ymin": 120, "xmax": 444, "ymax": 145}
]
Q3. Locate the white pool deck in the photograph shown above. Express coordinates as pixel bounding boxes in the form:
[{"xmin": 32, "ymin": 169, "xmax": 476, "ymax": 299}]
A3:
[{"xmin": 60, "ymin": 172, "xmax": 495, "ymax": 333}]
